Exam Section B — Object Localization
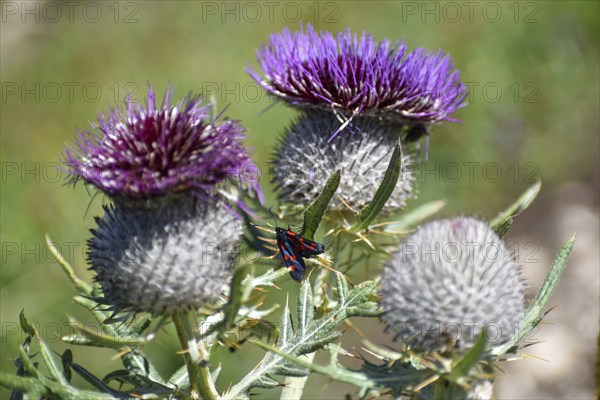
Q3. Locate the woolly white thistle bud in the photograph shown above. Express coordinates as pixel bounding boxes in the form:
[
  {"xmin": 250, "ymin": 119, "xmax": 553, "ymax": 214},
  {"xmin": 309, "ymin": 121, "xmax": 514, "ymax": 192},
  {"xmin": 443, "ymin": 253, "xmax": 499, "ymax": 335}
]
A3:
[
  {"xmin": 380, "ymin": 217, "xmax": 525, "ymax": 352},
  {"xmin": 88, "ymin": 197, "xmax": 242, "ymax": 318},
  {"xmin": 273, "ymin": 110, "xmax": 415, "ymax": 211}
]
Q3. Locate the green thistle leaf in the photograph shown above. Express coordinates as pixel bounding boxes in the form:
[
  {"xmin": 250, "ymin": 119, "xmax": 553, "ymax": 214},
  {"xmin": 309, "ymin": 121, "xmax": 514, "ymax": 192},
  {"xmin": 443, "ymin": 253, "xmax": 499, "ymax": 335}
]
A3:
[
  {"xmin": 278, "ymin": 301, "xmax": 294, "ymax": 348},
  {"xmin": 449, "ymin": 329, "xmax": 488, "ymax": 382},
  {"xmin": 18, "ymin": 310, "xmax": 35, "ymax": 336},
  {"xmin": 297, "ymin": 283, "xmax": 315, "ymax": 337},
  {"xmin": 222, "ymin": 276, "xmax": 381, "ymax": 399},
  {"xmin": 353, "ymin": 143, "xmax": 404, "ymax": 232},
  {"xmin": 18, "ymin": 345, "xmax": 40, "ymax": 378},
  {"xmin": 37, "ymin": 334, "xmax": 69, "ymax": 385},
  {"xmin": 301, "ymin": 170, "xmax": 341, "ymax": 240},
  {"xmin": 490, "ymin": 180, "xmax": 541, "ymax": 237},
  {"xmin": 121, "ymin": 348, "xmax": 167, "ymax": 387},
  {"xmin": 0, "ymin": 372, "xmax": 117, "ymax": 400},
  {"xmin": 491, "ymin": 235, "xmax": 575, "ymax": 356},
  {"xmin": 382, "ymin": 199, "xmax": 446, "ymax": 233},
  {"xmin": 61, "ymin": 317, "xmax": 144, "ymax": 348},
  {"xmin": 45, "ymin": 234, "xmax": 92, "ymax": 294}
]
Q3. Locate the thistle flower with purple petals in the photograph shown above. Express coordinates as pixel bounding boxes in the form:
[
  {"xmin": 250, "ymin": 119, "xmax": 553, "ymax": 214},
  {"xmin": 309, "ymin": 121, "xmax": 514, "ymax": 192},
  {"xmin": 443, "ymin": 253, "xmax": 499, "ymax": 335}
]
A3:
[
  {"xmin": 64, "ymin": 85, "xmax": 252, "ymax": 202},
  {"xmin": 248, "ymin": 23, "xmax": 467, "ymax": 126}
]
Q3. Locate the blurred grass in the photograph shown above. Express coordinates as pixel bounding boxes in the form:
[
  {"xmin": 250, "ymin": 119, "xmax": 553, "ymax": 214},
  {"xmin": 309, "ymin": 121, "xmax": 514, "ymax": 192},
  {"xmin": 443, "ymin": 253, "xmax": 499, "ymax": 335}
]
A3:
[{"xmin": 1, "ymin": 1, "xmax": 598, "ymax": 398}]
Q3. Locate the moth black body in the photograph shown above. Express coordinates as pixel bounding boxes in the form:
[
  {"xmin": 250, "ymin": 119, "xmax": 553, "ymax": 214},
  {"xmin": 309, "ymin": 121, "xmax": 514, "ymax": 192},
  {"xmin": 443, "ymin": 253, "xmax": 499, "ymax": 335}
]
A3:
[{"xmin": 275, "ymin": 227, "xmax": 325, "ymax": 282}]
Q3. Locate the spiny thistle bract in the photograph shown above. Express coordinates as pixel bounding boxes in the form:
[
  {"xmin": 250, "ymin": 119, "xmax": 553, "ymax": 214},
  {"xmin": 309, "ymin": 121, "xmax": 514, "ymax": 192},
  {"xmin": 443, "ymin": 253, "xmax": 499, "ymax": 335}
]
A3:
[
  {"xmin": 89, "ymin": 196, "xmax": 241, "ymax": 317},
  {"xmin": 64, "ymin": 84, "xmax": 252, "ymax": 201},
  {"xmin": 380, "ymin": 217, "xmax": 525, "ymax": 352},
  {"xmin": 273, "ymin": 110, "xmax": 415, "ymax": 211},
  {"xmin": 247, "ymin": 23, "xmax": 467, "ymax": 124}
]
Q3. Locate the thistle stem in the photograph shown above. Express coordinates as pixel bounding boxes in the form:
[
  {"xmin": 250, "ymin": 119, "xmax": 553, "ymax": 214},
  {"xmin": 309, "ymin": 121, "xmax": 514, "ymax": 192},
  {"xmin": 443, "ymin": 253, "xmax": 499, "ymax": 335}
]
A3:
[
  {"xmin": 280, "ymin": 248, "xmax": 331, "ymax": 400},
  {"xmin": 172, "ymin": 312, "xmax": 219, "ymax": 400},
  {"xmin": 280, "ymin": 352, "xmax": 316, "ymax": 400}
]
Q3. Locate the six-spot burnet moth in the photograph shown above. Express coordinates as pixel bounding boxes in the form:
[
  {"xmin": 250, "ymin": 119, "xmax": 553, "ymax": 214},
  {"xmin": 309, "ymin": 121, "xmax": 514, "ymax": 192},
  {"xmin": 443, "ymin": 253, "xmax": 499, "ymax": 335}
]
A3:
[{"xmin": 269, "ymin": 208, "xmax": 325, "ymax": 282}]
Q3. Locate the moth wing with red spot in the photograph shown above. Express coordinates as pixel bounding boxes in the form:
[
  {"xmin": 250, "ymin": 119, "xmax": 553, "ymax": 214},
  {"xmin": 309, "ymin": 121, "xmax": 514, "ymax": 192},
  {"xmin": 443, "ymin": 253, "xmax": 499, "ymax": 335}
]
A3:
[
  {"xmin": 277, "ymin": 235, "xmax": 306, "ymax": 282},
  {"xmin": 286, "ymin": 230, "xmax": 325, "ymax": 258}
]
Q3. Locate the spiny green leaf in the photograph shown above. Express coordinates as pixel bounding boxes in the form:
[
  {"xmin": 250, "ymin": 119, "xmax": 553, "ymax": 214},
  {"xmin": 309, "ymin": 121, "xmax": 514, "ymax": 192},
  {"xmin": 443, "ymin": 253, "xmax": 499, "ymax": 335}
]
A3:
[
  {"xmin": 62, "ymin": 318, "xmax": 143, "ymax": 348},
  {"xmin": 383, "ymin": 200, "xmax": 446, "ymax": 233},
  {"xmin": 297, "ymin": 283, "xmax": 314, "ymax": 337},
  {"xmin": 280, "ymin": 352, "xmax": 316, "ymax": 400},
  {"xmin": 449, "ymin": 329, "xmax": 488, "ymax": 381},
  {"xmin": 353, "ymin": 143, "xmax": 403, "ymax": 232},
  {"xmin": 223, "ymin": 279, "xmax": 381, "ymax": 399},
  {"xmin": 62, "ymin": 334, "xmax": 94, "ymax": 346},
  {"xmin": 335, "ymin": 272, "xmax": 350, "ymax": 305},
  {"xmin": 253, "ymin": 374, "xmax": 280, "ymax": 389},
  {"xmin": 18, "ymin": 346, "xmax": 40, "ymax": 378},
  {"xmin": 361, "ymin": 339, "xmax": 403, "ymax": 362},
  {"xmin": 251, "ymin": 340, "xmax": 431, "ymax": 396},
  {"xmin": 45, "ymin": 234, "xmax": 92, "ymax": 294},
  {"xmin": 18, "ymin": 310, "xmax": 35, "ymax": 336},
  {"xmin": 250, "ymin": 267, "xmax": 290, "ymax": 288},
  {"xmin": 221, "ymin": 265, "xmax": 248, "ymax": 336},
  {"xmin": 211, "ymin": 364, "xmax": 222, "ymax": 383},
  {"xmin": 121, "ymin": 348, "xmax": 167, "ymax": 386},
  {"xmin": 491, "ymin": 235, "xmax": 575, "ymax": 356},
  {"xmin": 490, "ymin": 180, "xmax": 541, "ymax": 237},
  {"xmin": 72, "ymin": 296, "xmax": 110, "ymax": 325},
  {"xmin": 277, "ymin": 302, "xmax": 293, "ymax": 349},
  {"xmin": 0, "ymin": 371, "xmax": 117, "ymax": 400},
  {"xmin": 301, "ymin": 170, "xmax": 341, "ymax": 240},
  {"xmin": 4, "ymin": 373, "xmax": 46, "ymax": 399},
  {"xmin": 168, "ymin": 364, "xmax": 189, "ymax": 389},
  {"xmin": 252, "ymin": 340, "xmax": 371, "ymax": 387},
  {"xmin": 36, "ymin": 333, "xmax": 68, "ymax": 385}
]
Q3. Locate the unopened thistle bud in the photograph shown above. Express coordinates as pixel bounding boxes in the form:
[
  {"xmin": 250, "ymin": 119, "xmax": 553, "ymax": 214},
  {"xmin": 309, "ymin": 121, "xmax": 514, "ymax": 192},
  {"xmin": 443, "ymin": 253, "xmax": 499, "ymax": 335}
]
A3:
[{"xmin": 380, "ymin": 217, "xmax": 525, "ymax": 352}]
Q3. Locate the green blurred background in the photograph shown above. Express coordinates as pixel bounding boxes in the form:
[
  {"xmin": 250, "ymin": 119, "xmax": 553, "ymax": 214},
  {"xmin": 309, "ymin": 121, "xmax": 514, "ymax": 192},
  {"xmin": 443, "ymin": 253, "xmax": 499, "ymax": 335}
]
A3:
[{"xmin": 1, "ymin": 1, "xmax": 598, "ymax": 398}]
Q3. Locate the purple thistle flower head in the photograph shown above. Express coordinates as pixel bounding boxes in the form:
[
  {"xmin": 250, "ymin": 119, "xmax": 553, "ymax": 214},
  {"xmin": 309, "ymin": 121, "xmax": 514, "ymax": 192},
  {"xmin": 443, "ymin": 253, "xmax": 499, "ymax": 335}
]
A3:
[
  {"xmin": 248, "ymin": 23, "xmax": 467, "ymax": 124},
  {"xmin": 64, "ymin": 85, "xmax": 253, "ymax": 201}
]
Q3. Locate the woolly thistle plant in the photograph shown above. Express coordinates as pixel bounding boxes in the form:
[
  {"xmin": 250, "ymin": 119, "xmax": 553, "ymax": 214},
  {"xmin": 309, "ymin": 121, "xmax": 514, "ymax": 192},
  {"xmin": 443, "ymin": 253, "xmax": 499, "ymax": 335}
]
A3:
[{"xmin": 2, "ymin": 27, "xmax": 575, "ymax": 400}]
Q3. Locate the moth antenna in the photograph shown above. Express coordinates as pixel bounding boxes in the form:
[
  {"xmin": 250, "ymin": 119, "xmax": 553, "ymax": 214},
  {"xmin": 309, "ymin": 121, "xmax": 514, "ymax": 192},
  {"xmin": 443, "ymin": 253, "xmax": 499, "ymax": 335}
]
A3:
[{"xmin": 250, "ymin": 222, "xmax": 271, "ymax": 229}]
